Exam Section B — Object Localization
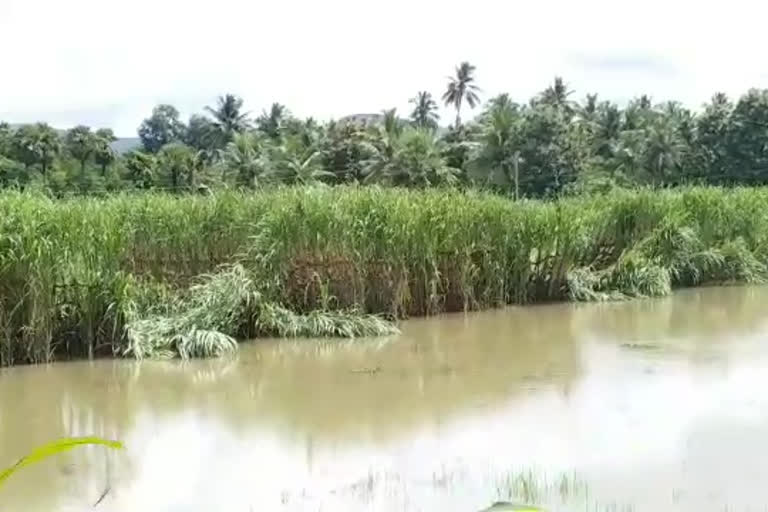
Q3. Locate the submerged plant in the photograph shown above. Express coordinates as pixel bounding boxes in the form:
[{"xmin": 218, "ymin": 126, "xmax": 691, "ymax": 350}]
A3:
[
  {"xmin": 123, "ymin": 265, "xmax": 254, "ymax": 359},
  {"xmin": 256, "ymin": 302, "xmax": 399, "ymax": 338},
  {"xmin": 124, "ymin": 264, "xmax": 398, "ymax": 359}
]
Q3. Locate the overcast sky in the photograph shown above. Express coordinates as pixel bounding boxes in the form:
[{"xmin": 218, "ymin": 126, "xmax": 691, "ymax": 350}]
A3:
[{"xmin": 1, "ymin": 0, "xmax": 766, "ymax": 137}]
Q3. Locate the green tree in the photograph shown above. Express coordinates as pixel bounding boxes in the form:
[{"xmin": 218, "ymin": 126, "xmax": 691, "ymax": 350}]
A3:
[
  {"xmin": 0, "ymin": 122, "xmax": 12, "ymax": 156},
  {"xmin": 35, "ymin": 124, "xmax": 62, "ymax": 177},
  {"xmin": 515, "ymin": 105, "xmax": 583, "ymax": 197},
  {"xmin": 222, "ymin": 133, "xmax": 264, "ymax": 187},
  {"xmin": 205, "ymin": 94, "xmax": 250, "ymax": 144},
  {"xmin": 93, "ymin": 129, "xmax": 117, "ymax": 176},
  {"xmin": 623, "ymin": 95, "xmax": 655, "ymax": 131},
  {"xmin": 267, "ymin": 145, "xmax": 333, "ymax": 185},
  {"xmin": 409, "ymin": 91, "xmax": 440, "ymax": 130},
  {"xmin": 723, "ymin": 89, "xmax": 768, "ymax": 185},
  {"xmin": 643, "ymin": 119, "xmax": 687, "ymax": 185},
  {"xmin": 188, "ymin": 150, "xmax": 208, "ymax": 188},
  {"xmin": 442, "ymin": 62, "xmax": 481, "ymax": 127},
  {"xmin": 11, "ymin": 123, "xmax": 61, "ymax": 178},
  {"xmin": 537, "ymin": 77, "xmax": 575, "ymax": 116},
  {"xmin": 283, "ymin": 117, "xmax": 321, "ymax": 150},
  {"xmin": 612, "ymin": 131, "xmax": 646, "ymax": 180},
  {"xmin": 65, "ymin": 125, "xmax": 98, "ymax": 173},
  {"xmin": 484, "ymin": 93, "xmax": 518, "ymax": 114},
  {"xmin": 695, "ymin": 93, "xmax": 734, "ymax": 184},
  {"xmin": 360, "ymin": 109, "xmax": 404, "ymax": 182},
  {"xmin": 138, "ymin": 105, "xmax": 186, "ymax": 153},
  {"xmin": 592, "ymin": 101, "xmax": 623, "ymax": 158},
  {"xmin": 364, "ymin": 126, "xmax": 457, "ymax": 187},
  {"xmin": 471, "ymin": 97, "xmax": 522, "ymax": 194},
  {"xmin": 185, "ymin": 114, "xmax": 219, "ymax": 153},
  {"xmin": 158, "ymin": 143, "xmax": 196, "ymax": 190},
  {"xmin": 439, "ymin": 124, "xmax": 479, "ymax": 179},
  {"xmin": 319, "ymin": 121, "xmax": 375, "ymax": 183},
  {"xmin": 381, "ymin": 108, "xmax": 404, "ymax": 139},
  {"xmin": 124, "ymin": 151, "xmax": 157, "ymax": 189},
  {"xmin": 393, "ymin": 129, "xmax": 458, "ymax": 187},
  {"xmin": 9, "ymin": 126, "xmax": 37, "ymax": 171},
  {"xmin": 0, "ymin": 154, "xmax": 25, "ymax": 187},
  {"xmin": 581, "ymin": 94, "xmax": 599, "ymax": 119},
  {"xmin": 256, "ymin": 103, "xmax": 288, "ymax": 140}
]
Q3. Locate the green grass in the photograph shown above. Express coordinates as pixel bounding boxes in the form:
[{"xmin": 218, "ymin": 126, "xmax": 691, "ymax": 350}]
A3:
[{"xmin": 2, "ymin": 185, "xmax": 768, "ymax": 365}]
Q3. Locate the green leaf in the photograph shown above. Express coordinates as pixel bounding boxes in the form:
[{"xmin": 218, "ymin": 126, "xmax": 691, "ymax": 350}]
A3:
[{"xmin": 0, "ymin": 437, "xmax": 124, "ymax": 488}]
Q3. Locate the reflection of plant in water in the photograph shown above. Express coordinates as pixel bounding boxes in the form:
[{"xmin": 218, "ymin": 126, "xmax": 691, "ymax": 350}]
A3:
[
  {"xmin": 494, "ymin": 469, "xmax": 587, "ymax": 509},
  {"xmin": 479, "ymin": 503, "xmax": 543, "ymax": 512},
  {"xmin": 0, "ymin": 437, "xmax": 123, "ymax": 489}
]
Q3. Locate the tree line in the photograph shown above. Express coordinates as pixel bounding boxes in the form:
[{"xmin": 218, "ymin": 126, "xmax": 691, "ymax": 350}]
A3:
[{"xmin": 3, "ymin": 61, "xmax": 768, "ymax": 197}]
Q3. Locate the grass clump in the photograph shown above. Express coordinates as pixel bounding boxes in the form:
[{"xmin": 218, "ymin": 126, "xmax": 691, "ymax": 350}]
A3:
[
  {"xmin": 123, "ymin": 265, "xmax": 254, "ymax": 359},
  {"xmin": 256, "ymin": 303, "xmax": 400, "ymax": 338},
  {"xmin": 124, "ymin": 264, "xmax": 398, "ymax": 359}
]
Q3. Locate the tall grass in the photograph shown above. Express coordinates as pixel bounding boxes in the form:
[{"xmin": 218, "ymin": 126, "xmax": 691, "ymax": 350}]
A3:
[{"xmin": 1, "ymin": 186, "xmax": 768, "ymax": 365}]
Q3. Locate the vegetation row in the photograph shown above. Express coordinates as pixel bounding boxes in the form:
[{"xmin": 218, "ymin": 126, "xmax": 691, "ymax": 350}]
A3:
[
  {"xmin": 4, "ymin": 63, "xmax": 768, "ymax": 199},
  {"xmin": 1, "ymin": 185, "xmax": 766, "ymax": 365}
]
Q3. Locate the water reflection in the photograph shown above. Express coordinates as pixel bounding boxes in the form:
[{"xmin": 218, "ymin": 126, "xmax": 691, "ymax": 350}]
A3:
[{"xmin": 1, "ymin": 285, "xmax": 768, "ymax": 511}]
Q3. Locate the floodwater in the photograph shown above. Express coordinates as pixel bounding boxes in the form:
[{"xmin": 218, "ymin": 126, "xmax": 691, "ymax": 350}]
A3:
[{"xmin": 2, "ymin": 286, "xmax": 768, "ymax": 512}]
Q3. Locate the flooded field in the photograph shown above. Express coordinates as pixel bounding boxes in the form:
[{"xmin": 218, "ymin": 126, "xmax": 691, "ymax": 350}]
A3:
[{"xmin": 2, "ymin": 285, "xmax": 768, "ymax": 511}]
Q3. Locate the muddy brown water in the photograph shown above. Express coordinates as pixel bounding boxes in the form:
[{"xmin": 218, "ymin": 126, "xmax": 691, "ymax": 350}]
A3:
[{"xmin": 2, "ymin": 285, "xmax": 768, "ymax": 511}]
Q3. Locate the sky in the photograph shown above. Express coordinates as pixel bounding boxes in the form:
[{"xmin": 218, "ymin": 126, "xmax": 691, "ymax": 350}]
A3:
[{"xmin": 1, "ymin": 0, "xmax": 767, "ymax": 137}]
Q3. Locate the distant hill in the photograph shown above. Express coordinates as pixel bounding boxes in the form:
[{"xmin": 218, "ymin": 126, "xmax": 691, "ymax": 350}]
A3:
[
  {"xmin": 339, "ymin": 113, "xmax": 449, "ymax": 135},
  {"xmin": 339, "ymin": 113, "xmax": 385, "ymax": 125},
  {"xmin": 111, "ymin": 138, "xmax": 141, "ymax": 154}
]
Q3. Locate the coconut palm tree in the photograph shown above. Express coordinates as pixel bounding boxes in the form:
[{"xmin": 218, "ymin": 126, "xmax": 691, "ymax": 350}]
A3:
[
  {"xmin": 637, "ymin": 94, "xmax": 653, "ymax": 110},
  {"xmin": 364, "ymin": 127, "xmax": 458, "ymax": 187},
  {"xmin": 409, "ymin": 91, "xmax": 440, "ymax": 130},
  {"xmin": 442, "ymin": 62, "xmax": 481, "ymax": 127},
  {"xmin": 267, "ymin": 144, "xmax": 333, "ymax": 185},
  {"xmin": 222, "ymin": 133, "xmax": 264, "ymax": 187},
  {"xmin": 582, "ymin": 94, "xmax": 598, "ymax": 116},
  {"xmin": 645, "ymin": 120, "xmax": 686, "ymax": 184},
  {"xmin": 538, "ymin": 77, "xmax": 575, "ymax": 115},
  {"xmin": 381, "ymin": 108, "xmax": 404, "ymax": 139},
  {"xmin": 158, "ymin": 143, "xmax": 195, "ymax": 190},
  {"xmin": 613, "ymin": 135, "xmax": 644, "ymax": 180},
  {"xmin": 486, "ymin": 93, "xmax": 517, "ymax": 112},
  {"xmin": 472, "ymin": 98, "xmax": 521, "ymax": 194},
  {"xmin": 360, "ymin": 109, "xmax": 403, "ymax": 183},
  {"xmin": 394, "ymin": 129, "xmax": 460, "ymax": 187},
  {"xmin": 593, "ymin": 102, "xmax": 623, "ymax": 158},
  {"xmin": 257, "ymin": 103, "xmax": 288, "ymax": 139},
  {"xmin": 205, "ymin": 94, "xmax": 250, "ymax": 144}
]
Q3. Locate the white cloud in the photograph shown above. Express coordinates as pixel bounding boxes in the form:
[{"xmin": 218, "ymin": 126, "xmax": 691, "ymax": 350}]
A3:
[{"xmin": 1, "ymin": 0, "xmax": 766, "ymax": 136}]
